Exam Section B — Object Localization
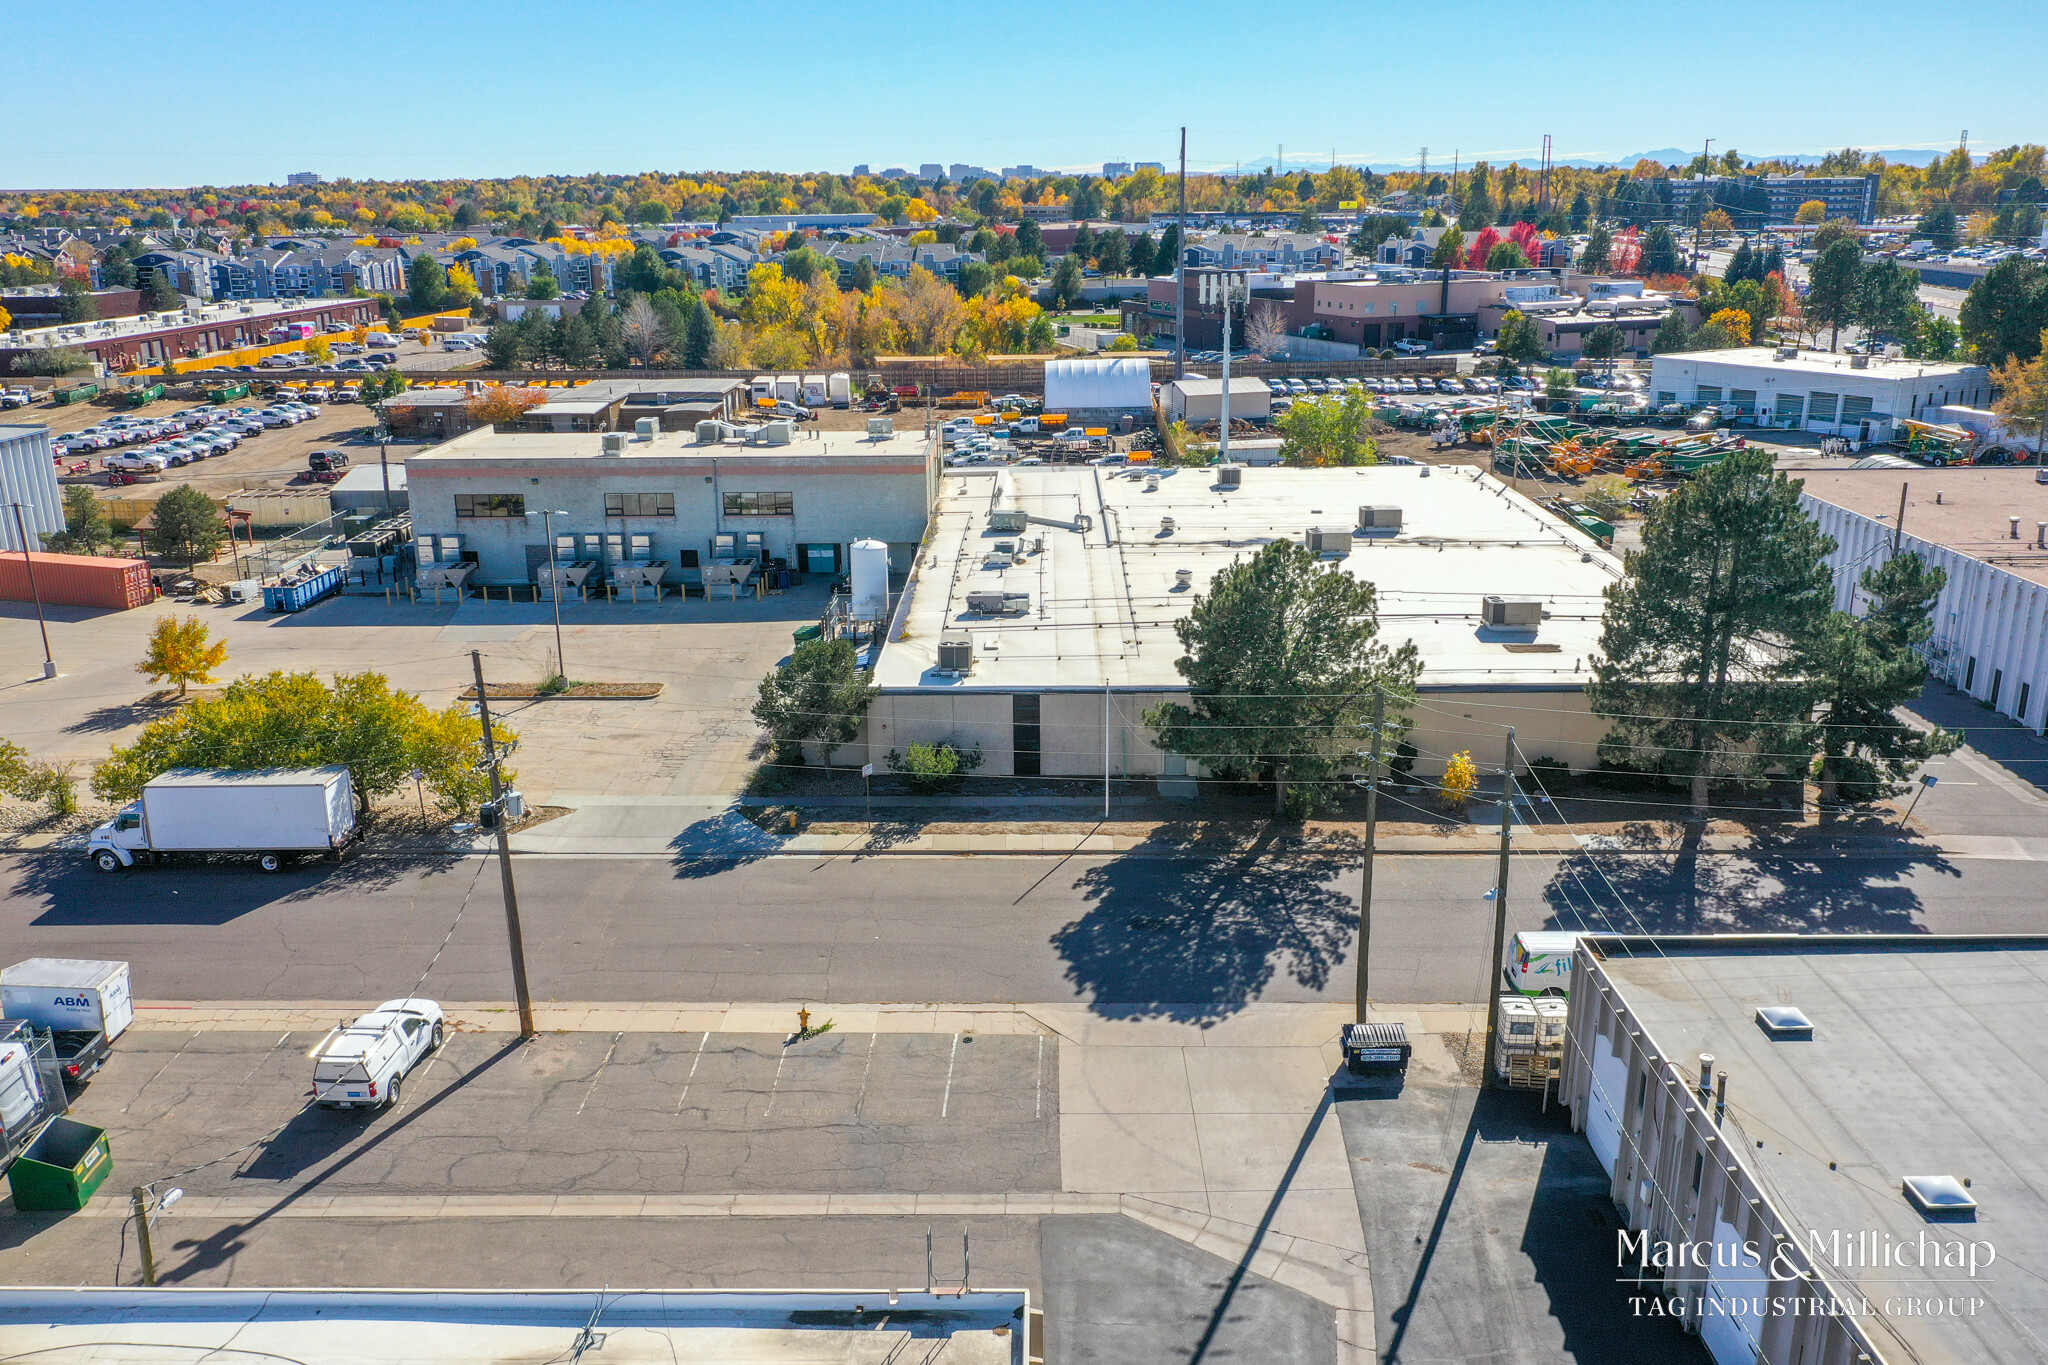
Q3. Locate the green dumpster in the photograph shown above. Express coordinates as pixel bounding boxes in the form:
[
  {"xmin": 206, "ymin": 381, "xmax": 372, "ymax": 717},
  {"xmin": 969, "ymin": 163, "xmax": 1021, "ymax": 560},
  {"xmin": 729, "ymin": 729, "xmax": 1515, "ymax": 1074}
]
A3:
[
  {"xmin": 792, "ymin": 624, "xmax": 824, "ymax": 646},
  {"xmin": 7, "ymin": 1117, "xmax": 112, "ymax": 1211}
]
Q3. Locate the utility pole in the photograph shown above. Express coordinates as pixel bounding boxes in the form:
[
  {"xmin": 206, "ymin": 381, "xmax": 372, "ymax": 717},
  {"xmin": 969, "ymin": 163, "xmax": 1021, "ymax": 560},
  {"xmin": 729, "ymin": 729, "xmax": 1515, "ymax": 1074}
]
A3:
[
  {"xmin": 131, "ymin": 1187, "xmax": 157, "ymax": 1286},
  {"xmin": 7, "ymin": 502, "xmax": 55, "ymax": 679},
  {"xmin": 471, "ymin": 650, "xmax": 537, "ymax": 1039},
  {"xmin": 1892, "ymin": 481, "xmax": 1908, "ymax": 555},
  {"xmin": 1353, "ymin": 690, "xmax": 1385, "ymax": 1022},
  {"xmin": 1219, "ymin": 275, "xmax": 1235, "ymax": 464},
  {"xmin": 1176, "ymin": 127, "xmax": 1187, "ymax": 382},
  {"xmin": 1483, "ymin": 727, "xmax": 1516, "ymax": 1087},
  {"xmin": 1692, "ymin": 139, "xmax": 1714, "ymax": 273}
]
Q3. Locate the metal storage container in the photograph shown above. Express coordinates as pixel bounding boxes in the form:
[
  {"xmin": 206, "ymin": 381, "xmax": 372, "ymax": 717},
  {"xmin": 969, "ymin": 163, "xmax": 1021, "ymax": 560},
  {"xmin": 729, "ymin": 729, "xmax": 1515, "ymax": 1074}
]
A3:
[
  {"xmin": 0, "ymin": 553, "xmax": 152, "ymax": 610},
  {"xmin": 264, "ymin": 565, "xmax": 343, "ymax": 613},
  {"xmin": 6, "ymin": 1116, "xmax": 112, "ymax": 1211}
]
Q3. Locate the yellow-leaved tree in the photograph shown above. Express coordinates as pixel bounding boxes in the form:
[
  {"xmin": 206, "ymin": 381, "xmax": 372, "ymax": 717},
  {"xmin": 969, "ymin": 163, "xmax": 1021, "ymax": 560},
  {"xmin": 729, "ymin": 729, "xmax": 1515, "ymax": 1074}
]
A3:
[
  {"xmin": 1708, "ymin": 307, "xmax": 1753, "ymax": 345},
  {"xmin": 1794, "ymin": 201, "xmax": 1827, "ymax": 225},
  {"xmin": 138, "ymin": 615, "xmax": 228, "ymax": 697},
  {"xmin": 304, "ymin": 335, "xmax": 334, "ymax": 363},
  {"xmin": 1439, "ymin": 750, "xmax": 1478, "ymax": 813}
]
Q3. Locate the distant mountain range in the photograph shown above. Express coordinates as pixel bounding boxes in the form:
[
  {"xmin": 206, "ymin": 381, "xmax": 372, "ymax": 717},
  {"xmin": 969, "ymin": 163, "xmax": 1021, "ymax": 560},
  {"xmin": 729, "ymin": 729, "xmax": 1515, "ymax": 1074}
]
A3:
[{"xmin": 1332, "ymin": 147, "xmax": 1944, "ymax": 173}]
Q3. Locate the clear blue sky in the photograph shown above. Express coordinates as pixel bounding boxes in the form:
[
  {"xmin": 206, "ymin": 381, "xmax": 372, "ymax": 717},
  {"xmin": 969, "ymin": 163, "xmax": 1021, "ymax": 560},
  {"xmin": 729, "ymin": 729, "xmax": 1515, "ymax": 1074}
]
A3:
[{"xmin": 11, "ymin": 0, "xmax": 2046, "ymax": 189}]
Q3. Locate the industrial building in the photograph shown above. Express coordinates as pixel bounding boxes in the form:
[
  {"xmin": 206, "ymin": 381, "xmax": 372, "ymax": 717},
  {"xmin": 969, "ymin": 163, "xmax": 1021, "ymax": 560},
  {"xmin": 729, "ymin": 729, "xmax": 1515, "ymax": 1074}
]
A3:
[
  {"xmin": 404, "ymin": 417, "xmax": 938, "ymax": 589},
  {"xmin": 1042, "ymin": 356, "xmax": 1153, "ymax": 427},
  {"xmin": 1562, "ymin": 934, "xmax": 2048, "ymax": 1365},
  {"xmin": 837, "ymin": 463, "xmax": 1618, "ymax": 780},
  {"xmin": 1648, "ymin": 347, "xmax": 1992, "ymax": 441},
  {"xmin": 1798, "ymin": 468, "xmax": 2048, "ymax": 732},
  {"xmin": 0, "ymin": 1287, "xmax": 1031, "ymax": 1363},
  {"xmin": 0, "ymin": 295, "xmax": 378, "ymax": 376},
  {"xmin": 1161, "ymin": 375, "xmax": 1271, "ymax": 425},
  {"xmin": 0, "ymin": 425, "xmax": 62, "ymax": 552}
]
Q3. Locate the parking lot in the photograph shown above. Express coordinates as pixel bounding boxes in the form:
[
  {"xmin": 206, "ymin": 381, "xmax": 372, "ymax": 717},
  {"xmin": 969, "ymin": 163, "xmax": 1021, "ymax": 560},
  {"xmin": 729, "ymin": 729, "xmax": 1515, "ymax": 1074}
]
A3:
[{"xmin": 73, "ymin": 1026, "xmax": 1059, "ymax": 1199}]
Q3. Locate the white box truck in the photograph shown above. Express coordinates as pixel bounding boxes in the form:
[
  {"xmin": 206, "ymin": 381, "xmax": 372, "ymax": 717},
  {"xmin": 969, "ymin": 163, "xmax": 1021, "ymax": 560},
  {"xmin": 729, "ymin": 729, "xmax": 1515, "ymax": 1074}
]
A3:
[
  {"xmin": 86, "ymin": 767, "xmax": 360, "ymax": 873},
  {"xmin": 2, "ymin": 958, "xmax": 134, "ymax": 1085},
  {"xmin": 827, "ymin": 372, "xmax": 852, "ymax": 409}
]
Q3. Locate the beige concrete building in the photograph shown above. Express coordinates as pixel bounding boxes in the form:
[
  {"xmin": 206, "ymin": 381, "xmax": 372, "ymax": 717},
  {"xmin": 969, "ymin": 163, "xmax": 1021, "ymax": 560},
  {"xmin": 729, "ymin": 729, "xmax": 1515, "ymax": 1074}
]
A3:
[{"xmin": 834, "ymin": 463, "xmax": 1619, "ymax": 781}]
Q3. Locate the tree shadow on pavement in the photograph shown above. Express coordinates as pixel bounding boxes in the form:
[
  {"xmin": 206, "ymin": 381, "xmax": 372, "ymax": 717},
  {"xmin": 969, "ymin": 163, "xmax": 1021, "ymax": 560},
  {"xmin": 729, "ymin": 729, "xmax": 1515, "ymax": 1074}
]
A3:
[
  {"xmin": 1051, "ymin": 823, "xmax": 1356, "ymax": 1025},
  {"xmin": 668, "ymin": 806, "xmax": 789, "ymax": 879},
  {"xmin": 65, "ymin": 699, "xmax": 174, "ymax": 734},
  {"xmin": 1539, "ymin": 824, "xmax": 1955, "ymax": 935}
]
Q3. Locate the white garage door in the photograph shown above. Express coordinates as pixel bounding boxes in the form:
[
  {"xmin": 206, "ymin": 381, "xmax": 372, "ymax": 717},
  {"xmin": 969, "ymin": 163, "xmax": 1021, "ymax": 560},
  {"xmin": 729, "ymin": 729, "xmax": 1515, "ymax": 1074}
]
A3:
[{"xmin": 1583, "ymin": 1030, "xmax": 1628, "ymax": 1176}]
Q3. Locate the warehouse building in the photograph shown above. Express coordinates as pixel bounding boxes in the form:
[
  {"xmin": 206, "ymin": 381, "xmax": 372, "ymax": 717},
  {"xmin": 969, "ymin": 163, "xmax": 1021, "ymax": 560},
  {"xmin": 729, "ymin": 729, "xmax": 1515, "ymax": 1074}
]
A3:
[
  {"xmin": 1042, "ymin": 356, "xmax": 1153, "ymax": 427},
  {"xmin": 0, "ymin": 424, "xmax": 62, "ymax": 552},
  {"xmin": 1798, "ymin": 468, "xmax": 2048, "ymax": 732},
  {"xmin": 405, "ymin": 418, "xmax": 938, "ymax": 588},
  {"xmin": 0, "ymin": 295, "xmax": 378, "ymax": 376},
  {"xmin": 834, "ymin": 463, "xmax": 1618, "ymax": 780},
  {"xmin": 1161, "ymin": 375, "xmax": 1271, "ymax": 425},
  {"xmin": 1648, "ymin": 347, "xmax": 1991, "ymax": 442},
  {"xmin": 1563, "ymin": 934, "xmax": 2048, "ymax": 1365}
]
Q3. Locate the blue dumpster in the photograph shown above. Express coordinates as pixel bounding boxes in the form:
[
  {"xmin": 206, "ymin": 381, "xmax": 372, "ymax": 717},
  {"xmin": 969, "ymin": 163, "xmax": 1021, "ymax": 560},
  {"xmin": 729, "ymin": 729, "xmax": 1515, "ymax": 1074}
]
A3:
[{"xmin": 264, "ymin": 565, "xmax": 344, "ymax": 613}]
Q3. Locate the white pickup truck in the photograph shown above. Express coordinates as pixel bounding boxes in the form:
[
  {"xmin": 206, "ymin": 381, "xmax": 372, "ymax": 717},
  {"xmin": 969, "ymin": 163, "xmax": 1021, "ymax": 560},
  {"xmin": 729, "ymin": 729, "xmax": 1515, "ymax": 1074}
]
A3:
[{"xmin": 311, "ymin": 998, "xmax": 444, "ymax": 1110}]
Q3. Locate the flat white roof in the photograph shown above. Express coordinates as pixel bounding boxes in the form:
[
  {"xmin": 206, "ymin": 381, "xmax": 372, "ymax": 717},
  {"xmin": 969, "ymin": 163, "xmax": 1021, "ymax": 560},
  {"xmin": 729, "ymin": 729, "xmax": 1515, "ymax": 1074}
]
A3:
[
  {"xmin": 8, "ymin": 296, "xmax": 365, "ymax": 348},
  {"xmin": 0, "ymin": 1289, "xmax": 1027, "ymax": 1364},
  {"xmin": 327, "ymin": 462, "xmax": 408, "ymax": 492},
  {"xmin": 408, "ymin": 424, "xmax": 935, "ymax": 466},
  {"xmin": 876, "ymin": 464, "xmax": 1619, "ymax": 691},
  {"xmin": 1166, "ymin": 377, "xmax": 1270, "ymax": 397},
  {"xmin": 1650, "ymin": 346, "xmax": 1985, "ymax": 384}
]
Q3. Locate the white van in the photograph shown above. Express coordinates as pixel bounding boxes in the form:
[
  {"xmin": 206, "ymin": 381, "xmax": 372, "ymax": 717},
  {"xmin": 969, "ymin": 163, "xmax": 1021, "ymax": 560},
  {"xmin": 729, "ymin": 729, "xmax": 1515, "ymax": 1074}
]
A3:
[
  {"xmin": 1504, "ymin": 931, "xmax": 1581, "ymax": 996},
  {"xmin": 311, "ymin": 998, "xmax": 444, "ymax": 1109}
]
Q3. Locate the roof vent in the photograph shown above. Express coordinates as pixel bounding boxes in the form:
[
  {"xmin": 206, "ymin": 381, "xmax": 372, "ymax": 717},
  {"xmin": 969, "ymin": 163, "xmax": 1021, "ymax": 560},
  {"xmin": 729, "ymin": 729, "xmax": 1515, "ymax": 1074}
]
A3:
[
  {"xmin": 1755, "ymin": 1005, "xmax": 1814, "ymax": 1039},
  {"xmin": 1173, "ymin": 568, "xmax": 1194, "ymax": 590},
  {"xmin": 1216, "ymin": 464, "xmax": 1242, "ymax": 489},
  {"xmin": 1901, "ymin": 1175, "xmax": 1977, "ymax": 1219}
]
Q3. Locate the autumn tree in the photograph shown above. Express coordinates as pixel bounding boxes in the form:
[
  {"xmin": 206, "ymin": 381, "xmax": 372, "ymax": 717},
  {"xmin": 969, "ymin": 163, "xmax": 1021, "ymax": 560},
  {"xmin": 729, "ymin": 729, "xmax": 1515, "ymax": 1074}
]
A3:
[
  {"xmin": 1276, "ymin": 392, "xmax": 1380, "ymax": 467},
  {"xmin": 138, "ymin": 614, "xmax": 228, "ymax": 697},
  {"xmin": 1794, "ymin": 200, "xmax": 1828, "ymax": 226},
  {"xmin": 463, "ymin": 386, "xmax": 548, "ymax": 426},
  {"xmin": 1146, "ymin": 540, "xmax": 1420, "ymax": 819},
  {"xmin": 1989, "ymin": 328, "xmax": 2048, "ymax": 453},
  {"xmin": 1496, "ymin": 309, "xmax": 1546, "ymax": 368}
]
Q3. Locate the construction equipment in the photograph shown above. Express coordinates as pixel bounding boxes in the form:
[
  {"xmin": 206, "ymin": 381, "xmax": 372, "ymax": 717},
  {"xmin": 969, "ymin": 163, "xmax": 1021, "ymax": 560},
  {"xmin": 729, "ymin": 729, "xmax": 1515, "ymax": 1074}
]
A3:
[
  {"xmin": 1898, "ymin": 419, "xmax": 1977, "ymax": 467},
  {"xmin": 938, "ymin": 391, "xmax": 990, "ymax": 409}
]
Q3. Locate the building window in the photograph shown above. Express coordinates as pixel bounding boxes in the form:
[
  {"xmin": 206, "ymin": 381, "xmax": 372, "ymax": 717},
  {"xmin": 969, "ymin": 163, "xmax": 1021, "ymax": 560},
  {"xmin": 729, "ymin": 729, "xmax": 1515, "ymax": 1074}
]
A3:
[
  {"xmin": 2019, "ymin": 682, "xmax": 2032, "ymax": 723},
  {"xmin": 454, "ymin": 493, "xmax": 526, "ymax": 518},
  {"xmin": 1964, "ymin": 657, "xmax": 1977, "ymax": 692},
  {"xmin": 605, "ymin": 492, "xmax": 675, "ymax": 518},
  {"xmin": 1990, "ymin": 669, "xmax": 2002, "ymax": 708},
  {"xmin": 723, "ymin": 491, "xmax": 793, "ymax": 517}
]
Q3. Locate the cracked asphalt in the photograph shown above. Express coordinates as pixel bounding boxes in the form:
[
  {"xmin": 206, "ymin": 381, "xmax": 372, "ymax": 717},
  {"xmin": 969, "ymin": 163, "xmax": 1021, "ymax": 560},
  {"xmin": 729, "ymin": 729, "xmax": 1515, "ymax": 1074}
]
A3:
[{"xmin": 73, "ymin": 1029, "xmax": 1059, "ymax": 1199}]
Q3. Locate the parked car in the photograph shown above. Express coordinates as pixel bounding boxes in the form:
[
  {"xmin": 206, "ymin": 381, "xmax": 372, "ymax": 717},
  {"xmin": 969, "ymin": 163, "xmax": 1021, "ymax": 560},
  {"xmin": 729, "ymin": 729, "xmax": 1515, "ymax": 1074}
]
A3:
[
  {"xmin": 1392, "ymin": 338, "xmax": 1430, "ymax": 355},
  {"xmin": 311, "ymin": 998, "xmax": 444, "ymax": 1110},
  {"xmin": 105, "ymin": 452, "xmax": 171, "ymax": 473}
]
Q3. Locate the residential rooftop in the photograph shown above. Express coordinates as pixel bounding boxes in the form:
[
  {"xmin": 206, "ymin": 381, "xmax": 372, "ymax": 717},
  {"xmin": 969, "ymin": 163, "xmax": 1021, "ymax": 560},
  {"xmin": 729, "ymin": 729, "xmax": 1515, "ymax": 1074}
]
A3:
[
  {"xmin": 1797, "ymin": 468, "xmax": 2048, "ymax": 588},
  {"xmin": 1594, "ymin": 937, "xmax": 2048, "ymax": 1365},
  {"xmin": 875, "ymin": 463, "xmax": 1618, "ymax": 691}
]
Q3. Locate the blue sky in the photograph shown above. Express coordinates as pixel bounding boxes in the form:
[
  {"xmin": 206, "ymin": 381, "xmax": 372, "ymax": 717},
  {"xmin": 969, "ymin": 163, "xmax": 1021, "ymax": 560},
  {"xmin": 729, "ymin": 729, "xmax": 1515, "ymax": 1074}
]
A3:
[{"xmin": 10, "ymin": 0, "xmax": 2046, "ymax": 189}]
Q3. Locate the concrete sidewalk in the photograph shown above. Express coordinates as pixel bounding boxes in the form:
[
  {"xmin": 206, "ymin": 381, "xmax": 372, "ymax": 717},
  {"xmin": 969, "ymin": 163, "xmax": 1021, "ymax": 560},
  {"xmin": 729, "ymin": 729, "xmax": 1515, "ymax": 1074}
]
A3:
[{"xmin": 485, "ymin": 796, "xmax": 2045, "ymax": 860}]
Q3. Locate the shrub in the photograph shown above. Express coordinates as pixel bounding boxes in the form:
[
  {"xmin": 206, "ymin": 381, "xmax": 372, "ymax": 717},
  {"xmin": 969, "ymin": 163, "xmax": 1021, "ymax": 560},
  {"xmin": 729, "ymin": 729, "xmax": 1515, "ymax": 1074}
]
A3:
[
  {"xmin": 886, "ymin": 740, "xmax": 984, "ymax": 794},
  {"xmin": 1439, "ymin": 749, "xmax": 1478, "ymax": 813},
  {"xmin": 1524, "ymin": 755, "xmax": 1572, "ymax": 792}
]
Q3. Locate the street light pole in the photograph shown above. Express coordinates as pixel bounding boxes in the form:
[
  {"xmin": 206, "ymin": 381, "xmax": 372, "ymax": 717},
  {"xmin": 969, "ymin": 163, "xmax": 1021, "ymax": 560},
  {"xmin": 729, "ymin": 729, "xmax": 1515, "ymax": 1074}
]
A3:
[
  {"xmin": 8, "ymin": 502, "xmax": 56, "ymax": 679},
  {"xmin": 528, "ymin": 508, "xmax": 568, "ymax": 683},
  {"xmin": 471, "ymin": 649, "xmax": 537, "ymax": 1039}
]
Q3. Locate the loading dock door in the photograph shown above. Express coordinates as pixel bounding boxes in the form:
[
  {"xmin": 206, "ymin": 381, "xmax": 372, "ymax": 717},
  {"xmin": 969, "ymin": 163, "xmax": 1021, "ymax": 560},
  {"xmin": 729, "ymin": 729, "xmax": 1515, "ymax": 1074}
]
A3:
[
  {"xmin": 1583, "ymin": 1030, "xmax": 1627, "ymax": 1176},
  {"xmin": 800, "ymin": 543, "xmax": 840, "ymax": 575}
]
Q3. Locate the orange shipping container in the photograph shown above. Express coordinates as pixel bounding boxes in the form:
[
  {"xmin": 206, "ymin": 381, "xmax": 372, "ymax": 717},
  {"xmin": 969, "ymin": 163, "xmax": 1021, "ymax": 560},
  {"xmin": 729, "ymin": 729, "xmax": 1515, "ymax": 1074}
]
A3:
[{"xmin": 0, "ymin": 552, "xmax": 153, "ymax": 610}]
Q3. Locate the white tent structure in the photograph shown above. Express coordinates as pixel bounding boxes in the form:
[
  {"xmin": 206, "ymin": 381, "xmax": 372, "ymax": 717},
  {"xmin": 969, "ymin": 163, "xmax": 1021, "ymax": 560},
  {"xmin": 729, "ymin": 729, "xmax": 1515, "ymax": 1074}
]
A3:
[{"xmin": 1044, "ymin": 356, "xmax": 1152, "ymax": 413}]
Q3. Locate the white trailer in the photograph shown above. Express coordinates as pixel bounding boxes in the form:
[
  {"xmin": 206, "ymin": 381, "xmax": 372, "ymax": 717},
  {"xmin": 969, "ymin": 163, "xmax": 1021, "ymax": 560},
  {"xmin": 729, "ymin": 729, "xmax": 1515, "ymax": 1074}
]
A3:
[
  {"xmin": 827, "ymin": 372, "xmax": 853, "ymax": 408},
  {"xmin": 800, "ymin": 374, "xmax": 829, "ymax": 407},
  {"xmin": 1, "ymin": 959, "xmax": 134, "ymax": 1043},
  {"xmin": 86, "ymin": 767, "xmax": 360, "ymax": 873}
]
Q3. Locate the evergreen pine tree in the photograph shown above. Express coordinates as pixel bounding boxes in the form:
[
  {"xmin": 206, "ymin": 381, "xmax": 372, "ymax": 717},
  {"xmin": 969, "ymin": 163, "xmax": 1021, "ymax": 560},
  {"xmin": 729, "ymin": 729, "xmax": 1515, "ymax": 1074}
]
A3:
[{"xmin": 1813, "ymin": 553, "xmax": 1959, "ymax": 805}]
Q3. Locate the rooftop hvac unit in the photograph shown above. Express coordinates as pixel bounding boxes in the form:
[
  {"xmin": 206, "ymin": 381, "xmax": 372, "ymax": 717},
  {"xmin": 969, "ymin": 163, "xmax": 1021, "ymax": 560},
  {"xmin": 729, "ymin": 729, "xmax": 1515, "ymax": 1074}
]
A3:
[
  {"xmin": 1482, "ymin": 595, "xmax": 1543, "ymax": 627},
  {"xmin": 936, "ymin": 635, "xmax": 973, "ymax": 672},
  {"xmin": 1850, "ymin": 354, "xmax": 1870, "ymax": 369},
  {"xmin": 695, "ymin": 419, "xmax": 737, "ymax": 443},
  {"xmin": 1775, "ymin": 346, "xmax": 1798, "ymax": 360},
  {"xmin": 1305, "ymin": 527, "xmax": 1352, "ymax": 556},
  {"xmin": 867, "ymin": 417, "xmax": 894, "ymax": 438},
  {"xmin": 1216, "ymin": 464, "xmax": 1242, "ymax": 488},
  {"xmin": 634, "ymin": 417, "xmax": 657, "ymax": 440},
  {"xmin": 600, "ymin": 432, "xmax": 628, "ymax": 455},
  {"xmin": 989, "ymin": 509, "xmax": 1028, "ymax": 533},
  {"xmin": 752, "ymin": 420, "xmax": 793, "ymax": 445},
  {"xmin": 966, "ymin": 590, "xmax": 1030, "ymax": 615},
  {"xmin": 1358, "ymin": 505, "xmax": 1403, "ymax": 530}
]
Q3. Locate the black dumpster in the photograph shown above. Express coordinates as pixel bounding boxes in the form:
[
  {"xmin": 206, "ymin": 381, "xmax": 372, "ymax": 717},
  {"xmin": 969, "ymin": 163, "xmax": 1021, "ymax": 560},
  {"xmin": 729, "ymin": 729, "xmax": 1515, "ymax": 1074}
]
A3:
[{"xmin": 1342, "ymin": 1022, "xmax": 1412, "ymax": 1075}]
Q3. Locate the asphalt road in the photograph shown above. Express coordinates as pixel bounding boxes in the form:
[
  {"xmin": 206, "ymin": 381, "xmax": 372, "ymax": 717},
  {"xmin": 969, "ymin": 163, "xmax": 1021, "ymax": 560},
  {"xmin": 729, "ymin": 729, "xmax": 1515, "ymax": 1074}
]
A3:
[{"xmin": 3, "ymin": 840, "xmax": 2038, "ymax": 1011}]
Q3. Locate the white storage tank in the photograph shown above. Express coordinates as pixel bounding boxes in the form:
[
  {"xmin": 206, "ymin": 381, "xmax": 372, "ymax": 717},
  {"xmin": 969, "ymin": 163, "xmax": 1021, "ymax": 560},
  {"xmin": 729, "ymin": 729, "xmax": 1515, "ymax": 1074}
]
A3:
[
  {"xmin": 827, "ymin": 372, "xmax": 853, "ymax": 408},
  {"xmin": 849, "ymin": 539, "xmax": 890, "ymax": 621}
]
